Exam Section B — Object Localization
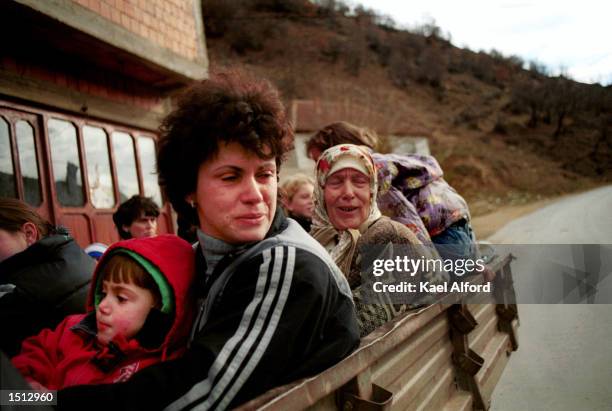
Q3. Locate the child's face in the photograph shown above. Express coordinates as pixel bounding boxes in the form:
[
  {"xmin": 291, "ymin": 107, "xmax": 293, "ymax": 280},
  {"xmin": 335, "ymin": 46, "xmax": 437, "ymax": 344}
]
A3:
[
  {"xmin": 96, "ymin": 280, "xmax": 156, "ymax": 346},
  {"xmin": 287, "ymin": 183, "xmax": 314, "ymax": 219}
]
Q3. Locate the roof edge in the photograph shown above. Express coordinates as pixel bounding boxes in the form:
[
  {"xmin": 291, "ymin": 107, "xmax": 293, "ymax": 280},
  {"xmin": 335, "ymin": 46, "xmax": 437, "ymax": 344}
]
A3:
[{"xmin": 14, "ymin": 0, "xmax": 208, "ymax": 82}]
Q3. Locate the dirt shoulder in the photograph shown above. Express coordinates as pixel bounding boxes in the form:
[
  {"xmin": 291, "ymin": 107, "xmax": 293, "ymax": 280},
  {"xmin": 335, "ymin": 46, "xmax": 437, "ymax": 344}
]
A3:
[{"xmin": 471, "ymin": 198, "xmax": 556, "ymax": 240}]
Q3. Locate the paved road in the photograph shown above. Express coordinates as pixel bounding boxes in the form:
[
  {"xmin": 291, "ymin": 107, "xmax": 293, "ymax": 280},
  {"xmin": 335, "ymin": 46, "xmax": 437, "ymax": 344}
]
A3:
[
  {"xmin": 489, "ymin": 185, "xmax": 612, "ymax": 410},
  {"xmin": 489, "ymin": 185, "xmax": 612, "ymax": 244}
]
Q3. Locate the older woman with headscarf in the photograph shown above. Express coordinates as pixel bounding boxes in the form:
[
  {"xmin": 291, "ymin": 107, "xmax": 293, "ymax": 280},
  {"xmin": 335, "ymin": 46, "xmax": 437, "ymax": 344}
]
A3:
[{"xmin": 311, "ymin": 144, "xmax": 448, "ymax": 336}]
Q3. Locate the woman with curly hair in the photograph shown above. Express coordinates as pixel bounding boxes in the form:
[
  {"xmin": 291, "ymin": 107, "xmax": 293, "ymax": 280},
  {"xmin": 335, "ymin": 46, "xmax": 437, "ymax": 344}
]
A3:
[{"xmin": 58, "ymin": 71, "xmax": 359, "ymax": 410}]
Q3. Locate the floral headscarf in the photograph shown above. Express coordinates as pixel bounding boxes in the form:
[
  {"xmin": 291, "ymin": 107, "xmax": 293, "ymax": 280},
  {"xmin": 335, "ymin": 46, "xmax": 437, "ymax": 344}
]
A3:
[{"xmin": 311, "ymin": 144, "xmax": 382, "ymax": 276}]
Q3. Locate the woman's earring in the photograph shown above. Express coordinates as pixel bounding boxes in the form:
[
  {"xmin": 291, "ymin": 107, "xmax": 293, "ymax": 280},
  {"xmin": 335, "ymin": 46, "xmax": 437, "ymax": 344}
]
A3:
[{"xmin": 189, "ymin": 200, "xmax": 196, "ymax": 208}]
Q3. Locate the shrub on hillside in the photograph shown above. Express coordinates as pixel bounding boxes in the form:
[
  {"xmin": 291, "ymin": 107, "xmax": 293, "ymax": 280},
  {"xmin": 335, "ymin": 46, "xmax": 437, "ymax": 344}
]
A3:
[
  {"xmin": 253, "ymin": 0, "xmax": 316, "ymax": 18},
  {"xmin": 509, "ymin": 77, "xmax": 547, "ymax": 126},
  {"xmin": 388, "ymin": 53, "xmax": 414, "ymax": 88},
  {"xmin": 202, "ymin": 0, "xmax": 241, "ymax": 38},
  {"xmin": 493, "ymin": 115, "xmax": 508, "ymax": 134},
  {"xmin": 366, "ymin": 29, "xmax": 391, "ymax": 67},
  {"xmin": 227, "ymin": 19, "xmax": 273, "ymax": 54},
  {"xmin": 342, "ymin": 39, "xmax": 363, "ymax": 76},
  {"xmin": 449, "ymin": 52, "xmax": 504, "ymax": 87},
  {"xmin": 415, "ymin": 48, "xmax": 446, "ymax": 87}
]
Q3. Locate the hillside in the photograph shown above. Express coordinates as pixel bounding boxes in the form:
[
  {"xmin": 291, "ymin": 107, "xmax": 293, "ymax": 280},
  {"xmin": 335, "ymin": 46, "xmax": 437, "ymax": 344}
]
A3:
[{"xmin": 201, "ymin": 0, "xmax": 612, "ymax": 216}]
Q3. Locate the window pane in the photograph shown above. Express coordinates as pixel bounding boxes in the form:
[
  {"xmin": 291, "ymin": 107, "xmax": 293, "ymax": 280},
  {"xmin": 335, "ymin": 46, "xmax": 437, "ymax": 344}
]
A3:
[
  {"xmin": 48, "ymin": 118, "xmax": 84, "ymax": 206},
  {"xmin": 16, "ymin": 121, "xmax": 41, "ymax": 206},
  {"xmin": 0, "ymin": 118, "xmax": 16, "ymax": 197},
  {"xmin": 137, "ymin": 137, "xmax": 162, "ymax": 207},
  {"xmin": 111, "ymin": 132, "xmax": 140, "ymax": 203},
  {"xmin": 84, "ymin": 125, "xmax": 115, "ymax": 209}
]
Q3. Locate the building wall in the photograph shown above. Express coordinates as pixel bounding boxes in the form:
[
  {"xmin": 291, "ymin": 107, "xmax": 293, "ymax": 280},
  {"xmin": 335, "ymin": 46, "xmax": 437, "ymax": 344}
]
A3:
[
  {"xmin": 291, "ymin": 99, "xmax": 430, "ymax": 136},
  {"xmin": 1, "ymin": 55, "xmax": 164, "ymax": 111},
  {"xmin": 282, "ymin": 100, "xmax": 431, "ymax": 181},
  {"xmin": 1, "ymin": 0, "xmax": 208, "ymax": 130},
  {"xmin": 73, "ymin": 0, "xmax": 202, "ymax": 61},
  {"xmin": 0, "ymin": 0, "xmax": 209, "ymax": 244}
]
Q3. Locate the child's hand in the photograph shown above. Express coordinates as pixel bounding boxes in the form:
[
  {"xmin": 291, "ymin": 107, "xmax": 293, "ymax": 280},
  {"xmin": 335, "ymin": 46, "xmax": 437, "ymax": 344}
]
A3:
[{"xmin": 28, "ymin": 380, "xmax": 48, "ymax": 391}]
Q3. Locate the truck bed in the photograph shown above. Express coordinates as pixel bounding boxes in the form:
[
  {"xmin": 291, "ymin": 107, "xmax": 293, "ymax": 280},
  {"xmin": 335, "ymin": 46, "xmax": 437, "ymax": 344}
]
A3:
[{"xmin": 237, "ymin": 254, "xmax": 518, "ymax": 411}]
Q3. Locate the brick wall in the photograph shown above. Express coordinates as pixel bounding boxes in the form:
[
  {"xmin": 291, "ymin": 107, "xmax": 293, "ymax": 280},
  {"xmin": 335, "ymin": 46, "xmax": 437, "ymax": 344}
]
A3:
[
  {"xmin": 1, "ymin": 55, "xmax": 163, "ymax": 111},
  {"xmin": 73, "ymin": 0, "xmax": 200, "ymax": 61}
]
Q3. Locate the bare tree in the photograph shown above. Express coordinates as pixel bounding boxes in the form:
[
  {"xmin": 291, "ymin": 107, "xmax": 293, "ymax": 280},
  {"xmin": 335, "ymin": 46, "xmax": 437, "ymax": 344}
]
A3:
[
  {"xmin": 511, "ymin": 77, "xmax": 546, "ymax": 127},
  {"xmin": 548, "ymin": 76, "xmax": 580, "ymax": 138}
]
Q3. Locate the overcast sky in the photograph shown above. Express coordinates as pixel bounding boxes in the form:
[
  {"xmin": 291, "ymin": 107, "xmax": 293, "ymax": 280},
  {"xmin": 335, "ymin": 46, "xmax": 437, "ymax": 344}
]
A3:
[{"xmin": 354, "ymin": 0, "xmax": 612, "ymax": 85}]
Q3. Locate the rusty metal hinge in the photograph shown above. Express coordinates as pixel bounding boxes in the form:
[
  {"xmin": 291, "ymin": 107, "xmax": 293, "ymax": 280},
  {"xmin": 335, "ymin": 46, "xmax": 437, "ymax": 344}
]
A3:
[
  {"xmin": 453, "ymin": 348, "xmax": 485, "ymax": 376},
  {"xmin": 448, "ymin": 304, "xmax": 478, "ymax": 334},
  {"xmin": 338, "ymin": 383, "xmax": 393, "ymax": 411}
]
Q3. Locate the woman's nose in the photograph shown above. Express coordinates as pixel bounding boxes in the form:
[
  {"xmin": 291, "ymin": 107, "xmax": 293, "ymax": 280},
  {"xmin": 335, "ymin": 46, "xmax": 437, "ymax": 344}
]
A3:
[
  {"xmin": 241, "ymin": 176, "xmax": 265, "ymax": 203},
  {"xmin": 340, "ymin": 181, "xmax": 355, "ymax": 198}
]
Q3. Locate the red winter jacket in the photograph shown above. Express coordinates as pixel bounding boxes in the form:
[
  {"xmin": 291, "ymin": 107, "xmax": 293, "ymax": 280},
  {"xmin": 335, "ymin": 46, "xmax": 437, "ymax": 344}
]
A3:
[{"xmin": 12, "ymin": 235, "xmax": 195, "ymax": 390}]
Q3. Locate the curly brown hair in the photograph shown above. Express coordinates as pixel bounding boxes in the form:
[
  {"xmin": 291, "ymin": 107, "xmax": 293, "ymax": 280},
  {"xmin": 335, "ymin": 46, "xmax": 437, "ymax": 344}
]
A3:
[
  {"xmin": 306, "ymin": 121, "xmax": 378, "ymax": 159},
  {"xmin": 157, "ymin": 70, "xmax": 294, "ymax": 224}
]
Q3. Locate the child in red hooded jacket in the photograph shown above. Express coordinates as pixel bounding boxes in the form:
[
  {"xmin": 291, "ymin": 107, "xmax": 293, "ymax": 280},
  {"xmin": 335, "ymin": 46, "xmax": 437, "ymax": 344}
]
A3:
[{"xmin": 12, "ymin": 234, "xmax": 195, "ymax": 390}]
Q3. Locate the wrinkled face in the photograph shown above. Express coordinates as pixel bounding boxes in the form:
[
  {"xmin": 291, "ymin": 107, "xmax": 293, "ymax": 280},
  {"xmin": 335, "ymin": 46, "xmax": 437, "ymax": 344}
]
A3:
[
  {"xmin": 0, "ymin": 227, "xmax": 30, "ymax": 263},
  {"xmin": 287, "ymin": 183, "xmax": 314, "ymax": 219},
  {"xmin": 191, "ymin": 142, "xmax": 277, "ymax": 244},
  {"xmin": 124, "ymin": 213, "xmax": 158, "ymax": 239},
  {"xmin": 96, "ymin": 280, "xmax": 155, "ymax": 345},
  {"xmin": 324, "ymin": 168, "xmax": 371, "ymax": 230}
]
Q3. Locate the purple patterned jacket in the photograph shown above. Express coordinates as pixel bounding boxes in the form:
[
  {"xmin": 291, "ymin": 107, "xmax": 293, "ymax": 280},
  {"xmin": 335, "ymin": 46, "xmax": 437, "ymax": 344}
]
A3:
[{"xmin": 373, "ymin": 152, "xmax": 470, "ymax": 243}]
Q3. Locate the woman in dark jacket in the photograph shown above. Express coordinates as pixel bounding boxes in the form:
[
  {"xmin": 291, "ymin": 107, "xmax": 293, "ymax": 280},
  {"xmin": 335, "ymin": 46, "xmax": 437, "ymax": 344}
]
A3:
[
  {"xmin": 57, "ymin": 70, "xmax": 358, "ymax": 411},
  {"xmin": 0, "ymin": 198, "xmax": 94, "ymax": 357}
]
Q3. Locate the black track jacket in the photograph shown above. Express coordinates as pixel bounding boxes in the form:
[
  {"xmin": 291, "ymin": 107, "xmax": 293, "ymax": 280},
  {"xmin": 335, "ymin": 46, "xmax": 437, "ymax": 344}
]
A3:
[{"xmin": 58, "ymin": 211, "xmax": 359, "ymax": 410}]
